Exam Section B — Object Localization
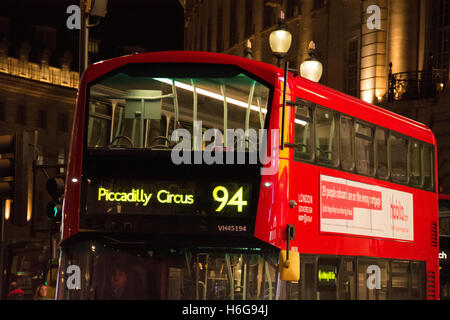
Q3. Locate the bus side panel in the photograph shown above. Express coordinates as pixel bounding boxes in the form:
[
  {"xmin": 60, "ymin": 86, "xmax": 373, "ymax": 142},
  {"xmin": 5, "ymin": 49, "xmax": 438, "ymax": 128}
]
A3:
[
  {"xmin": 62, "ymin": 77, "xmax": 87, "ymax": 242},
  {"xmin": 254, "ymin": 159, "xmax": 289, "ymax": 250},
  {"xmin": 254, "ymin": 86, "xmax": 289, "ymax": 250},
  {"xmin": 287, "ymin": 161, "xmax": 319, "ymax": 253},
  {"xmin": 288, "ymin": 161, "xmax": 439, "ymax": 299}
]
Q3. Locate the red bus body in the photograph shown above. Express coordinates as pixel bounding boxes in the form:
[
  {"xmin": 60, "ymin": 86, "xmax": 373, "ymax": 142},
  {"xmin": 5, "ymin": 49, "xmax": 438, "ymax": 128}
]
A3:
[{"xmin": 60, "ymin": 51, "xmax": 439, "ymax": 300}]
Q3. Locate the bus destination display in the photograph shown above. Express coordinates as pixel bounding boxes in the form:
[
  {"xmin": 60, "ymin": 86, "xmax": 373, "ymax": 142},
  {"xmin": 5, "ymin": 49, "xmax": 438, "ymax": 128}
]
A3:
[{"xmin": 85, "ymin": 179, "xmax": 252, "ymax": 218}]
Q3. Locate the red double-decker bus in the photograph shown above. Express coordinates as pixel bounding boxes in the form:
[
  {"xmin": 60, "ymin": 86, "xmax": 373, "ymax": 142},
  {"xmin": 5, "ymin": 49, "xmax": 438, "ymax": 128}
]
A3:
[{"xmin": 56, "ymin": 51, "xmax": 439, "ymax": 300}]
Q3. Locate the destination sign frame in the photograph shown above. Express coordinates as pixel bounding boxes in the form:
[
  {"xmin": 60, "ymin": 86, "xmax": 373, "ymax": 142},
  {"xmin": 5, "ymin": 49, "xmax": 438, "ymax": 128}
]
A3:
[{"xmin": 85, "ymin": 178, "xmax": 252, "ymax": 218}]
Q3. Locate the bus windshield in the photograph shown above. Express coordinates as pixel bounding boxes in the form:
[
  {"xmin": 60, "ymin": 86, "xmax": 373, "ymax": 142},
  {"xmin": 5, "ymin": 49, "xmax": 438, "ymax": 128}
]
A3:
[
  {"xmin": 62, "ymin": 240, "xmax": 279, "ymax": 300},
  {"xmin": 86, "ymin": 63, "xmax": 271, "ymax": 149}
]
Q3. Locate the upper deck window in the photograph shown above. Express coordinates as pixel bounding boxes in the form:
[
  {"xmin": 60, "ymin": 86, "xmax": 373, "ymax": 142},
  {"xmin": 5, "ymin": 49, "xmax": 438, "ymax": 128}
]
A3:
[
  {"xmin": 290, "ymin": 96, "xmax": 435, "ymax": 191},
  {"xmin": 315, "ymin": 107, "xmax": 339, "ymax": 167},
  {"xmin": 390, "ymin": 134, "xmax": 408, "ymax": 184},
  {"xmin": 355, "ymin": 121, "xmax": 374, "ymax": 176},
  {"xmin": 293, "ymin": 99, "xmax": 313, "ymax": 162},
  {"xmin": 422, "ymin": 143, "xmax": 434, "ymax": 190},
  {"xmin": 86, "ymin": 64, "xmax": 271, "ymax": 150},
  {"xmin": 340, "ymin": 115, "xmax": 354, "ymax": 171},
  {"xmin": 409, "ymin": 140, "xmax": 422, "ymax": 187},
  {"xmin": 375, "ymin": 127, "xmax": 389, "ymax": 179}
]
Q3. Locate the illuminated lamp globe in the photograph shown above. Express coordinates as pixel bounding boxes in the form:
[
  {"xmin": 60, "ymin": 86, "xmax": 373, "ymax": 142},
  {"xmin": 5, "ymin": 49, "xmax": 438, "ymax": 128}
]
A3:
[
  {"xmin": 269, "ymin": 29, "xmax": 292, "ymax": 56},
  {"xmin": 269, "ymin": 11, "xmax": 292, "ymax": 67},
  {"xmin": 300, "ymin": 41, "xmax": 323, "ymax": 83}
]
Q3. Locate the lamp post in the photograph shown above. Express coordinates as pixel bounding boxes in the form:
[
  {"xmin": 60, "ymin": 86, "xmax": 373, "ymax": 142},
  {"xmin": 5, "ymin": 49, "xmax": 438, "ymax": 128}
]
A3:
[
  {"xmin": 269, "ymin": 11, "xmax": 292, "ymax": 68},
  {"xmin": 300, "ymin": 41, "xmax": 323, "ymax": 82},
  {"xmin": 269, "ymin": 11, "xmax": 292, "ymax": 152},
  {"xmin": 244, "ymin": 39, "xmax": 253, "ymax": 59},
  {"xmin": 79, "ymin": 0, "xmax": 108, "ymax": 75}
]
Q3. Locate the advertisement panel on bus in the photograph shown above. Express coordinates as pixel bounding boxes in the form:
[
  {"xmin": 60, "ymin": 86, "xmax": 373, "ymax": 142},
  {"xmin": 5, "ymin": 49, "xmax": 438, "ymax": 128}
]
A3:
[{"xmin": 320, "ymin": 174, "xmax": 414, "ymax": 241}]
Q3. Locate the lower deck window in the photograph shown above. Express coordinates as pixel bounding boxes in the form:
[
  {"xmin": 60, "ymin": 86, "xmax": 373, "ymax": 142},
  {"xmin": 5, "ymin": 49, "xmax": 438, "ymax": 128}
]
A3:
[
  {"xmin": 285, "ymin": 254, "xmax": 426, "ymax": 300},
  {"xmin": 58, "ymin": 240, "xmax": 279, "ymax": 300},
  {"xmin": 57, "ymin": 240, "xmax": 427, "ymax": 300}
]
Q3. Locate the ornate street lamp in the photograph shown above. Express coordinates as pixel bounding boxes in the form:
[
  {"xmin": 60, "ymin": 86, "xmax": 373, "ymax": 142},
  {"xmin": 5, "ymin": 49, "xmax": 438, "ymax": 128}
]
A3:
[
  {"xmin": 269, "ymin": 11, "xmax": 292, "ymax": 68},
  {"xmin": 300, "ymin": 41, "xmax": 323, "ymax": 82},
  {"xmin": 244, "ymin": 39, "xmax": 253, "ymax": 59}
]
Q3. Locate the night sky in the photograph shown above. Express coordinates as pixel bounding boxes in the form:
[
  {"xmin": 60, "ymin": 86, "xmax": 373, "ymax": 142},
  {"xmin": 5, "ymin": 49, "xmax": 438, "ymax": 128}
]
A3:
[{"xmin": 1, "ymin": 0, "xmax": 184, "ymax": 69}]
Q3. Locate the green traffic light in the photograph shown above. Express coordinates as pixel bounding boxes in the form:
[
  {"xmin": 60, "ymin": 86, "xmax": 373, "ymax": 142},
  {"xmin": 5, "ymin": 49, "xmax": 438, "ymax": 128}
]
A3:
[{"xmin": 47, "ymin": 201, "xmax": 61, "ymax": 221}]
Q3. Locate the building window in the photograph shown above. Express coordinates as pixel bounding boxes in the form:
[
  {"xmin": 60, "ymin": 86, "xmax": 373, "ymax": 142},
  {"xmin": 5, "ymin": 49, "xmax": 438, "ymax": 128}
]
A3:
[
  {"xmin": 245, "ymin": 0, "xmax": 253, "ymax": 38},
  {"xmin": 207, "ymin": 17, "xmax": 212, "ymax": 51},
  {"xmin": 58, "ymin": 148, "xmax": 65, "ymax": 174},
  {"xmin": 438, "ymin": 30, "xmax": 450, "ymax": 70},
  {"xmin": 286, "ymin": 0, "xmax": 301, "ymax": 18},
  {"xmin": 0, "ymin": 48, "xmax": 7, "ymax": 71},
  {"xmin": 217, "ymin": 6, "xmax": 223, "ymax": 52},
  {"xmin": 0, "ymin": 99, "xmax": 5, "ymax": 121},
  {"xmin": 441, "ymin": 0, "xmax": 450, "ymax": 27},
  {"xmin": 229, "ymin": 0, "xmax": 237, "ymax": 47},
  {"xmin": 312, "ymin": 0, "xmax": 326, "ymax": 11},
  {"xmin": 347, "ymin": 39, "xmax": 359, "ymax": 97},
  {"xmin": 263, "ymin": 3, "xmax": 275, "ymax": 30},
  {"xmin": 40, "ymin": 61, "xmax": 50, "ymax": 81},
  {"xmin": 199, "ymin": 26, "xmax": 203, "ymax": 51},
  {"xmin": 57, "ymin": 112, "xmax": 69, "ymax": 132},
  {"xmin": 438, "ymin": 0, "xmax": 450, "ymax": 69},
  {"xmin": 37, "ymin": 109, "xmax": 47, "ymax": 129},
  {"xmin": 88, "ymin": 40, "xmax": 99, "ymax": 55},
  {"xmin": 16, "ymin": 104, "xmax": 27, "ymax": 125}
]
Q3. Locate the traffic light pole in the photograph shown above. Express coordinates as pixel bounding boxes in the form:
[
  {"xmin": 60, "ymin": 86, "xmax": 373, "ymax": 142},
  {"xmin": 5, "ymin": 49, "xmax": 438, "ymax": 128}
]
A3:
[
  {"xmin": 0, "ymin": 200, "xmax": 6, "ymax": 298},
  {"xmin": 79, "ymin": 0, "xmax": 108, "ymax": 75},
  {"xmin": 32, "ymin": 163, "xmax": 65, "ymax": 265},
  {"xmin": 79, "ymin": 0, "xmax": 89, "ymax": 75}
]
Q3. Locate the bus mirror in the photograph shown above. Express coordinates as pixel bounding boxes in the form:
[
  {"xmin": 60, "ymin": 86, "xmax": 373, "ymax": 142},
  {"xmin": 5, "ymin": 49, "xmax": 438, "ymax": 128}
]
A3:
[{"xmin": 279, "ymin": 250, "xmax": 300, "ymax": 281}]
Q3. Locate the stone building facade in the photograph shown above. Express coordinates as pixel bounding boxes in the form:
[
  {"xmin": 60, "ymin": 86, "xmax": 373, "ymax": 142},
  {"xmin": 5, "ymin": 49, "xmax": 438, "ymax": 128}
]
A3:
[{"xmin": 0, "ymin": 17, "xmax": 78, "ymax": 298}]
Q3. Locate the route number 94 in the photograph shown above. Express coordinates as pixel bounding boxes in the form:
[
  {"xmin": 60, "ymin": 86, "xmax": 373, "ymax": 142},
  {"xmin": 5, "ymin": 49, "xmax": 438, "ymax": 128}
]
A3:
[{"xmin": 213, "ymin": 186, "xmax": 247, "ymax": 213}]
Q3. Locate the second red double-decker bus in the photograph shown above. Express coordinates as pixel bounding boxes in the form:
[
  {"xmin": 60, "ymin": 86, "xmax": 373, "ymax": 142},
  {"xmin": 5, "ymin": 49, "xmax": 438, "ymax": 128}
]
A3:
[{"xmin": 56, "ymin": 51, "xmax": 439, "ymax": 300}]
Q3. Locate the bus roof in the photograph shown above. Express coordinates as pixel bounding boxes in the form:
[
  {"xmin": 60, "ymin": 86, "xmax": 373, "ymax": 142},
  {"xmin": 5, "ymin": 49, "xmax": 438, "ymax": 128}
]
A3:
[
  {"xmin": 292, "ymin": 75, "xmax": 435, "ymax": 145},
  {"xmin": 83, "ymin": 50, "xmax": 435, "ymax": 145},
  {"xmin": 83, "ymin": 50, "xmax": 280, "ymax": 87}
]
